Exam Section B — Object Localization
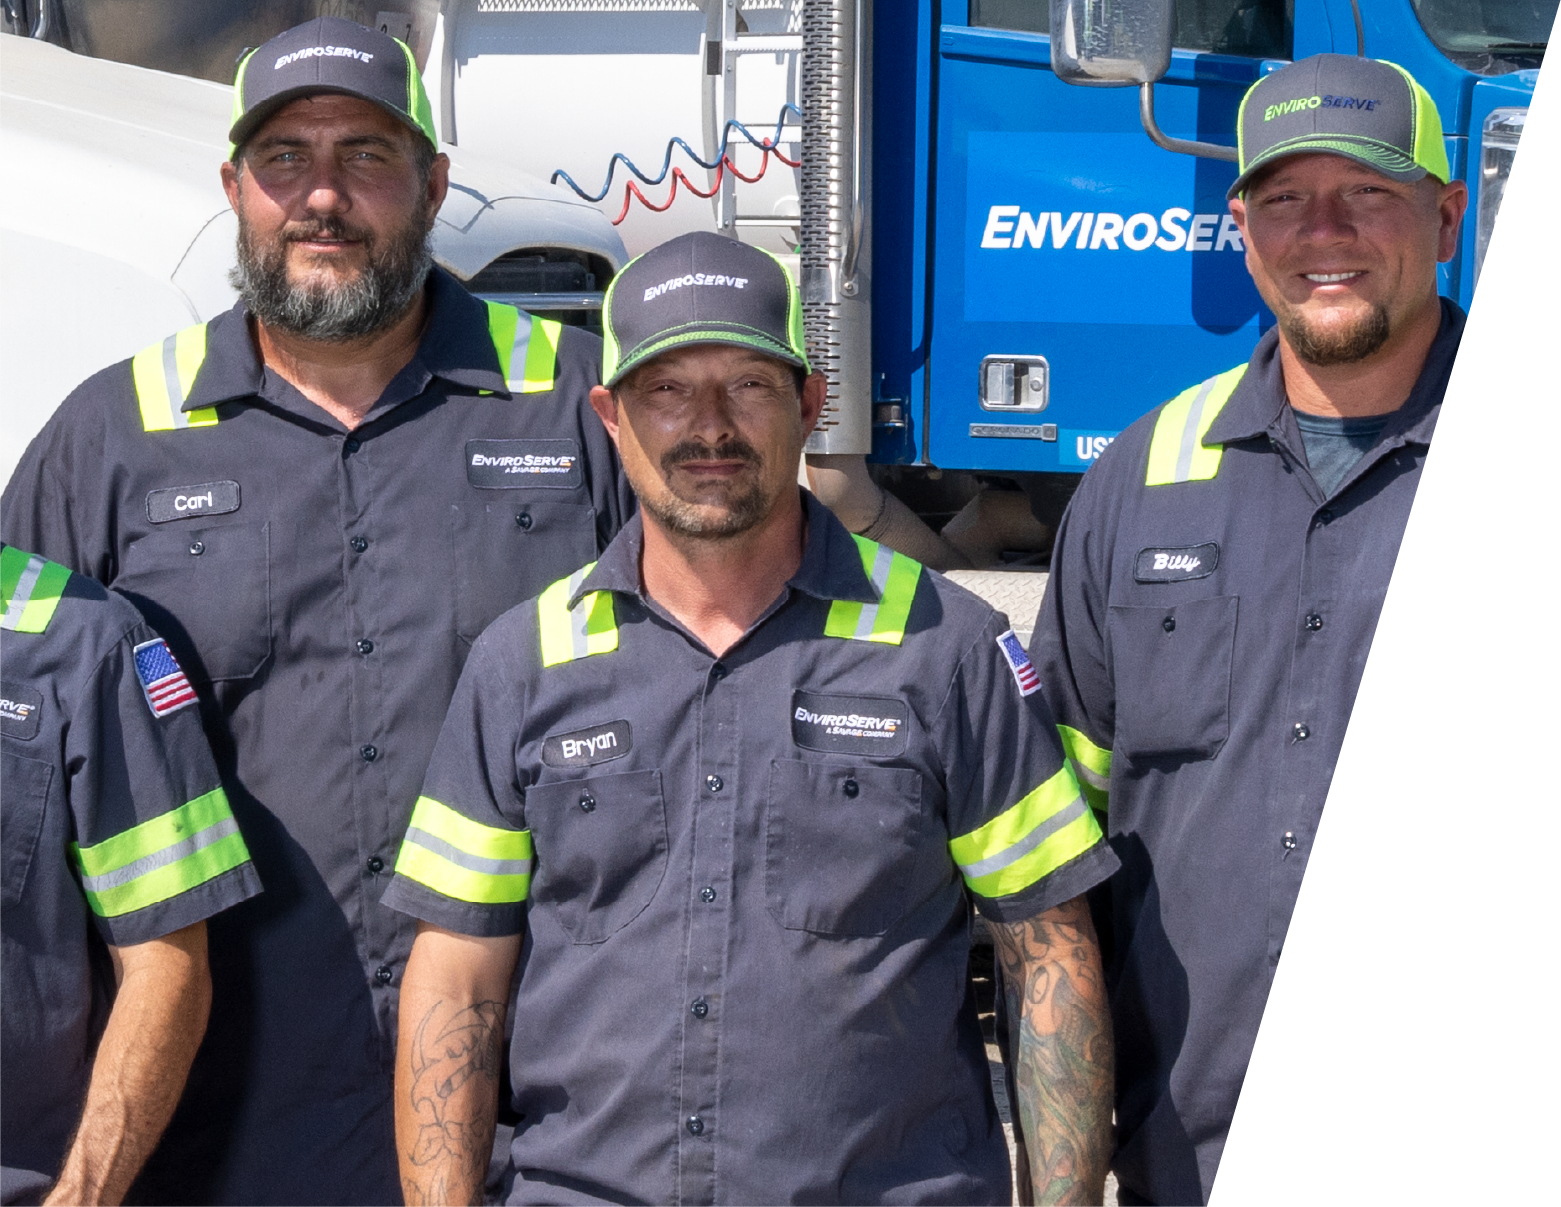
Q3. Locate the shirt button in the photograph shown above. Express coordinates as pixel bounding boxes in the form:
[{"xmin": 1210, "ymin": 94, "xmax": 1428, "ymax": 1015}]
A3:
[
  {"xmin": 1282, "ymin": 831, "xmax": 1298, "ymax": 851},
  {"xmin": 188, "ymin": 540, "xmax": 205, "ymax": 556},
  {"xmin": 350, "ymin": 536, "xmax": 369, "ymax": 553},
  {"xmin": 374, "ymin": 965, "xmax": 393, "ymax": 985},
  {"xmin": 706, "ymin": 774, "xmax": 723, "ymax": 793},
  {"xmin": 356, "ymin": 638, "xmax": 375, "ymax": 655},
  {"xmin": 1161, "ymin": 616, "xmax": 1175, "ymax": 633},
  {"xmin": 1292, "ymin": 723, "xmax": 1310, "ymax": 742},
  {"xmin": 361, "ymin": 744, "xmax": 379, "ymax": 762},
  {"xmin": 344, "ymin": 437, "xmax": 360, "ymax": 455},
  {"xmin": 1305, "ymin": 613, "xmax": 1324, "ymax": 631},
  {"xmin": 710, "ymin": 663, "xmax": 727, "ymax": 681},
  {"xmin": 578, "ymin": 790, "xmax": 596, "ymax": 813},
  {"xmin": 515, "ymin": 512, "xmax": 533, "ymax": 531},
  {"xmin": 686, "ymin": 1115, "xmax": 705, "ymax": 1136},
  {"xmin": 1317, "ymin": 507, "xmax": 1334, "ymax": 524},
  {"xmin": 367, "ymin": 856, "xmax": 385, "ymax": 874},
  {"xmin": 691, "ymin": 998, "xmax": 709, "ymax": 1018},
  {"xmin": 699, "ymin": 886, "xmax": 717, "ymax": 903},
  {"xmin": 842, "ymin": 778, "xmax": 859, "ymax": 799}
]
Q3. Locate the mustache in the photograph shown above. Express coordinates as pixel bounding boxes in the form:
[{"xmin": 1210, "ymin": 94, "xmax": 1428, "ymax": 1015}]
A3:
[
  {"xmin": 660, "ymin": 438, "xmax": 762, "ymax": 474},
  {"xmin": 283, "ymin": 215, "xmax": 372, "ymax": 246}
]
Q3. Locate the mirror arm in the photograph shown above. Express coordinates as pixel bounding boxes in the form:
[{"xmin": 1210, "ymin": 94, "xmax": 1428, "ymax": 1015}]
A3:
[{"xmin": 1139, "ymin": 82, "xmax": 1240, "ymax": 162}]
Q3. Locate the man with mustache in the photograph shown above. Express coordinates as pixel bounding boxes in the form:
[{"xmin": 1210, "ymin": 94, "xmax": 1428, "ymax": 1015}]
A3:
[
  {"xmin": 1, "ymin": 17, "xmax": 630, "ymax": 1204},
  {"xmin": 379, "ymin": 232, "xmax": 1120, "ymax": 1205},
  {"xmin": 1028, "ymin": 56, "xmax": 1468, "ymax": 1205}
]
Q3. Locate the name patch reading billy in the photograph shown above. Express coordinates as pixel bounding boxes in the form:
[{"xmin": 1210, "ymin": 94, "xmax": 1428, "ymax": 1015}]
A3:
[
  {"xmin": 791, "ymin": 691, "xmax": 909, "ymax": 757},
  {"xmin": 466, "ymin": 439, "xmax": 583, "ymax": 490}
]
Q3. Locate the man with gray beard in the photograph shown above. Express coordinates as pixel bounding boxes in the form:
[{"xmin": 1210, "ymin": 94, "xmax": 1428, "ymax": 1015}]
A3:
[
  {"xmin": 1028, "ymin": 54, "xmax": 1468, "ymax": 1205},
  {"xmin": 1, "ymin": 17, "xmax": 630, "ymax": 1205}
]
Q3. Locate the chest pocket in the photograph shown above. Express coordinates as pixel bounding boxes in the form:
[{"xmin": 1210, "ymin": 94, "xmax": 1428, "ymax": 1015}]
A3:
[
  {"xmin": 1109, "ymin": 595, "xmax": 1238, "ymax": 761},
  {"xmin": 524, "ymin": 768, "xmax": 666, "ymax": 944},
  {"xmin": 2, "ymin": 752, "xmax": 54, "ymax": 909},
  {"xmin": 118, "ymin": 522, "xmax": 271, "ymax": 683},
  {"xmin": 454, "ymin": 499, "xmax": 598, "ymax": 644},
  {"xmin": 765, "ymin": 759, "xmax": 926, "ymax": 937}
]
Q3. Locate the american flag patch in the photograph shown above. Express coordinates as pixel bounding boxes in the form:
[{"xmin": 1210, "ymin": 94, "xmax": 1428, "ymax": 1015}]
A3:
[
  {"xmin": 996, "ymin": 629, "xmax": 1041, "ymax": 697},
  {"xmin": 133, "ymin": 638, "xmax": 198, "ymax": 718}
]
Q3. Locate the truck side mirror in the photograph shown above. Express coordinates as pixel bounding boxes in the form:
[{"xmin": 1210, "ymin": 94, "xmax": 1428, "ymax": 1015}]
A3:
[{"xmin": 1049, "ymin": 0, "xmax": 1173, "ymax": 86}]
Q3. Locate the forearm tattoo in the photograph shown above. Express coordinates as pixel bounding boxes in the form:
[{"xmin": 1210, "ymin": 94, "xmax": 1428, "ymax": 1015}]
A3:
[
  {"xmin": 404, "ymin": 999, "xmax": 506, "ymax": 1206},
  {"xmin": 991, "ymin": 899, "xmax": 1114, "ymax": 1206}
]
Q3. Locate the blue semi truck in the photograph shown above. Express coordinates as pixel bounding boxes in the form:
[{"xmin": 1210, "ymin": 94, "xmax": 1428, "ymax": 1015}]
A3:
[{"xmin": 795, "ymin": 0, "xmax": 1547, "ymax": 546}]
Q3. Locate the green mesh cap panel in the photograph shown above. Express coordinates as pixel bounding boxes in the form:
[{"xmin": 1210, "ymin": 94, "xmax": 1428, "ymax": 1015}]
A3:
[
  {"xmin": 601, "ymin": 232, "xmax": 811, "ymax": 387},
  {"xmin": 228, "ymin": 15, "xmax": 438, "ymax": 157},
  {"xmin": 1229, "ymin": 54, "xmax": 1449, "ymax": 198}
]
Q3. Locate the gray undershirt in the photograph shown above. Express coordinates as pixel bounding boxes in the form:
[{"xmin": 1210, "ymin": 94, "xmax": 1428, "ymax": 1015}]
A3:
[{"xmin": 1292, "ymin": 408, "xmax": 1393, "ymax": 498}]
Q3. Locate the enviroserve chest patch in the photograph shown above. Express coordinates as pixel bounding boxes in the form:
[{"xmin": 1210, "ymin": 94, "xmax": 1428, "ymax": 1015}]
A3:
[
  {"xmin": 466, "ymin": 439, "xmax": 582, "ymax": 490},
  {"xmin": 0, "ymin": 685, "xmax": 43, "ymax": 741},
  {"xmin": 791, "ymin": 691, "xmax": 909, "ymax": 757}
]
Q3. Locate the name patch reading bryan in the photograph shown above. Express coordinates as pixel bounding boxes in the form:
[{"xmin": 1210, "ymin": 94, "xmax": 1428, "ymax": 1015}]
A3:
[
  {"xmin": 1134, "ymin": 543, "xmax": 1219, "ymax": 583},
  {"xmin": 146, "ymin": 481, "xmax": 240, "ymax": 524},
  {"xmin": 791, "ymin": 691, "xmax": 909, "ymax": 757},
  {"xmin": 0, "ymin": 685, "xmax": 42, "ymax": 741},
  {"xmin": 466, "ymin": 440, "xmax": 582, "ymax": 490},
  {"xmin": 541, "ymin": 719, "xmax": 632, "ymax": 767}
]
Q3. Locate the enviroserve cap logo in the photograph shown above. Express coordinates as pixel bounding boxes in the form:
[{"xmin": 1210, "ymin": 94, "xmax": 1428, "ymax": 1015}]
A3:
[
  {"xmin": 275, "ymin": 45, "xmax": 374, "ymax": 70},
  {"xmin": 643, "ymin": 273, "xmax": 749, "ymax": 303},
  {"xmin": 980, "ymin": 207, "xmax": 1244, "ymax": 253},
  {"xmin": 791, "ymin": 690, "xmax": 909, "ymax": 756},
  {"xmin": 1265, "ymin": 94, "xmax": 1379, "ymax": 121}
]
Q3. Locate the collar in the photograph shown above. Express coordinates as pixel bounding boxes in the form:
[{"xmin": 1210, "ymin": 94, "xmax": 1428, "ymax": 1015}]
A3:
[
  {"xmin": 1203, "ymin": 297, "xmax": 1465, "ymax": 449},
  {"xmin": 571, "ymin": 491, "xmax": 881, "ymax": 609},
  {"xmin": 183, "ymin": 265, "xmax": 510, "ymax": 413}
]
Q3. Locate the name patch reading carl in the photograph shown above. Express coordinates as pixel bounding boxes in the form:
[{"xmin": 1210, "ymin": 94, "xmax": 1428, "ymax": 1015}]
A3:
[
  {"xmin": 1134, "ymin": 543, "xmax": 1219, "ymax": 583},
  {"xmin": 146, "ymin": 481, "xmax": 240, "ymax": 524},
  {"xmin": 466, "ymin": 440, "xmax": 582, "ymax": 490},
  {"xmin": 0, "ymin": 685, "xmax": 43, "ymax": 741},
  {"xmin": 791, "ymin": 691, "xmax": 909, "ymax": 757},
  {"xmin": 542, "ymin": 720, "xmax": 632, "ymax": 767}
]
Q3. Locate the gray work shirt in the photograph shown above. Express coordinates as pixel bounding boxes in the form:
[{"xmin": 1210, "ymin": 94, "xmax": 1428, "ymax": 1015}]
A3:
[
  {"xmin": 383, "ymin": 493, "xmax": 1118, "ymax": 1206},
  {"xmin": 1030, "ymin": 300, "xmax": 1463, "ymax": 1205},
  {"xmin": 1, "ymin": 546, "xmax": 260, "ymax": 1201},
  {"xmin": 1, "ymin": 269, "xmax": 633, "ymax": 1205}
]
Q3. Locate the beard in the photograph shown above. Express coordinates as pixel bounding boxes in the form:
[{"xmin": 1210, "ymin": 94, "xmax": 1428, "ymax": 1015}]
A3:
[
  {"xmin": 231, "ymin": 210, "xmax": 432, "ymax": 342},
  {"xmin": 639, "ymin": 437, "xmax": 771, "ymax": 539},
  {"xmin": 1279, "ymin": 300, "xmax": 1392, "ymax": 366}
]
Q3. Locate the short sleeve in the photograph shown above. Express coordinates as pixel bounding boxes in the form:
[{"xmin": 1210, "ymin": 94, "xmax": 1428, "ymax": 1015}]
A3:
[
  {"xmin": 934, "ymin": 612, "xmax": 1119, "ymax": 923},
  {"xmin": 380, "ymin": 627, "xmax": 531, "ymax": 938},
  {"xmin": 66, "ymin": 621, "xmax": 262, "ymax": 947}
]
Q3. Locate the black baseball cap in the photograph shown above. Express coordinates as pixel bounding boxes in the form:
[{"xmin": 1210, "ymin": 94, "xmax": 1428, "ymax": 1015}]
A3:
[
  {"xmin": 1230, "ymin": 54, "xmax": 1449, "ymax": 198},
  {"xmin": 601, "ymin": 232, "xmax": 811, "ymax": 388},
  {"xmin": 228, "ymin": 17, "xmax": 437, "ymax": 158}
]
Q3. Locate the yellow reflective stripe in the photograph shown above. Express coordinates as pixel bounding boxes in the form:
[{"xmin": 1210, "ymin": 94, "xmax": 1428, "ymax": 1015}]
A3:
[
  {"xmin": 951, "ymin": 765, "xmax": 1103, "ymax": 898},
  {"xmin": 823, "ymin": 535, "xmax": 923, "ymax": 645},
  {"xmin": 1, "ymin": 548, "xmax": 71, "ymax": 634},
  {"xmin": 72, "ymin": 787, "xmax": 251, "ymax": 918},
  {"xmin": 1058, "ymin": 724, "xmax": 1111, "ymax": 816},
  {"xmin": 520, "ymin": 317, "xmax": 562, "ymax": 393},
  {"xmin": 538, "ymin": 563, "xmax": 619, "ymax": 667},
  {"xmin": 1143, "ymin": 364, "xmax": 1247, "ymax": 485},
  {"xmin": 394, "ymin": 796, "xmax": 532, "ymax": 905},
  {"xmin": 131, "ymin": 324, "xmax": 217, "ymax": 431},
  {"xmin": 485, "ymin": 300, "xmax": 520, "ymax": 382}
]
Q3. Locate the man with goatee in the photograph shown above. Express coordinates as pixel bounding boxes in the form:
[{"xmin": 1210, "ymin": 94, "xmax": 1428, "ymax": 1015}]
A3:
[
  {"xmin": 1028, "ymin": 55, "xmax": 1468, "ymax": 1206},
  {"xmin": 1, "ymin": 17, "xmax": 630, "ymax": 1204}
]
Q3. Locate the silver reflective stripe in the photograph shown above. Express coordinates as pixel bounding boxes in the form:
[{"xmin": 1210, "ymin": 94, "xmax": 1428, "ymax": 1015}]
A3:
[
  {"xmin": 853, "ymin": 543, "xmax": 896, "ymax": 639},
  {"xmin": 955, "ymin": 796, "xmax": 1087, "ymax": 880},
  {"xmin": 1, "ymin": 554, "xmax": 45, "ymax": 630},
  {"xmin": 404, "ymin": 827, "xmax": 532, "ymax": 878},
  {"xmin": 1173, "ymin": 377, "xmax": 1219, "ymax": 484},
  {"xmin": 566, "ymin": 565, "xmax": 593, "ymax": 659},
  {"xmin": 1071, "ymin": 760, "xmax": 1109, "ymax": 793},
  {"xmin": 160, "ymin": 334, "xmax": 196, "ymax": 430},
  {"xmin": 507, "ymin": 312, "xmax": 534, "ymax": 390},
  {"xmin": 78, "ymin": 816, "xmax": 240, "ymax": 894}
]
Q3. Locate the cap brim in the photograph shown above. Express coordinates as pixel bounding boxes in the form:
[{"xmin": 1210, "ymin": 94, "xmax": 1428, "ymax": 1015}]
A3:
[
  {"xmin": 605, "ymin": 322, "xmax": 810, "ymax": 388},
  {"xmin": 229, "ymin": 86, "xmax": 433, "ymax": 157},
  {"xmin": 1228, "ymin": 136, "xmax": 1427, "ymax": 199}
]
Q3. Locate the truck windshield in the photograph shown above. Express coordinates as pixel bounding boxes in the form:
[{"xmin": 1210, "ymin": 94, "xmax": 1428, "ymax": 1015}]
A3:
[{"xmin": 1411, "ymin": 0, "xmax": 1553, "ymax": 73}]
